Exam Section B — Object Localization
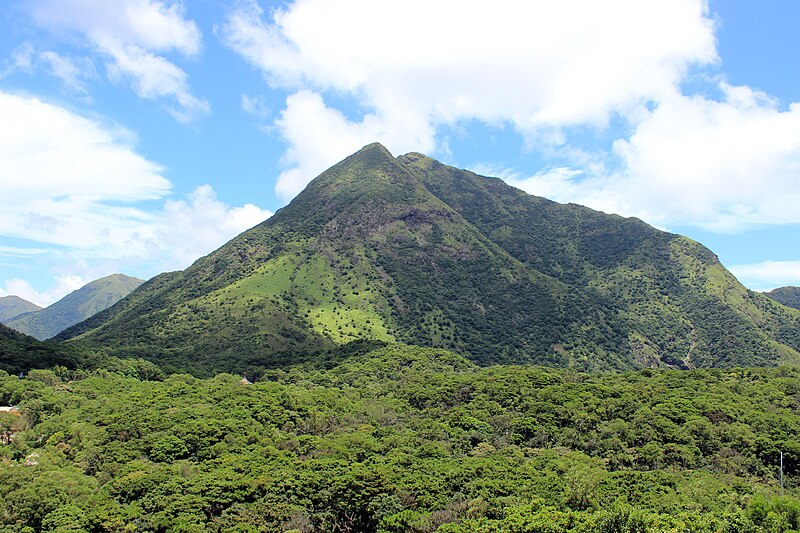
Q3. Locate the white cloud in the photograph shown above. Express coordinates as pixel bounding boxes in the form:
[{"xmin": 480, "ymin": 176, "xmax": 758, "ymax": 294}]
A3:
[
  {"xmin": 0, "ymin": 92, "xmax": 170, "ymax": 205},
  {"xmin": 729, "ymin": 261, "xmax": 800, "ymax": 292},
  {"xmin": 219, "ymin": 0, "xmax": 800, "ymax": 235},
  {"xmin": 240, "ymin": 94, "xmax": 271, "ymax": 118},
  {"xmin": 151, "ymin": 185, "xmax": 272, "ymax": 269},
  {"xmin": 0, "ymin": 246, "xmax": 52, "ymax": 257},
  {"xmin": 101, "ymin": 39, "xmax": 209, "ymax": 122},
  {"xmin": 611, "ymin": 85, "xmax": 800, "ymax": 230},
  {"xmin": 39, "ymin": 51, "xmax": 97, "ymax": 93},
  {"xmin": 33, "ymin": 0, "xmax": 201, "ymax": 55},
  {"xmin": 32, "ymin": 0, "xmax": 208, "ymax": 121},
  {"xmin": 506, "ymin": 167, "xmax": 586, "ymax": 201},
  {"xmin": 0, "ymin": 92, "xmax": 270, "ymax": 271},
  {"xmin": 221, "ymin": 0, "xmax": 717, "ymax": 198},
  {"xmin": 1, "ymin": 45, "xmax": 97, "ymax": 95},
  {"xmin": 0, "ymin": 44, "xmax": 36, "ymax": 77},
  {"xmin": 0, "ymin": 275, "xmax": 85, "ymax": 307},
  {"xmin": 475, "ymin": 82, "xmax": 800, "ymax": 231}
]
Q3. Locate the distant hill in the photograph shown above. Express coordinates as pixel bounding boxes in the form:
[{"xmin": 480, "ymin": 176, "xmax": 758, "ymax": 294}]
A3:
[
  {"xmin": 4, "ymin": 274, "xmax": 144, "ymax": 340},
  {"xmin": 0, "ymin": 296, "xmax": 41, "ymax": 322},
  {"xmin": 59, "ymin": 144, "xmax": 800, "ymax": 376},
  {"xmin": 765, "ymin": 286, "xmax": 800, "ymax": 310}
]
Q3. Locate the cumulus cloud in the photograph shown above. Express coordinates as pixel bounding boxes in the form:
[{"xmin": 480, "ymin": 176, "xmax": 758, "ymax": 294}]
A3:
[
  {"xmin": 505, "ymin": 167, "xmax": 587, "ymax": 202},
  {"xmin": 612, "ymin": 85, "xmax": 800, "ymax": 230},
  {"xmin": 0, "ymin": 275, "xmax": 86, "ymax": 307},
  {"xmin": 0, "ymin": 92, "xmax": 170, "ymax": 206},
  {"xmin": 100, "ymin": 39, "xmax": 209, "ymax": 122},
  {"xmin": 729, "ymin": 261, "xmax": 800, "ymax": 292},
  {"xmin": 151, "ymin": 185, "xmax": 272, "ymax": 269},
  {"xmin": 33, "ymin": 0, "xmax": 202, "ymax": 54},
  {"xmin": 32, "ymin": 0, "xmax": 208, "ymax": 121},
  {"xmin": 221, "ymin": 0, "xmax": 717, "ymax": 198},
  {"xmin": 0, "ymin": 93, "xmax": 271, "ymax": 300},
  {"xmin": 503, "ymin": 83, "xmax": 800, "ymax": 231}
]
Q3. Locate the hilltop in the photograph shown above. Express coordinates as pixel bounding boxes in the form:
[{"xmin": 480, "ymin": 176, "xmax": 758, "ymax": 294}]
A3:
[
  {"xmin": 4, "ymin": 274, "xmax": 144, "ymax": 340},
  {"xmin": 0, "ymin": 296, "xmax": 40, "ymax": 322},
  {"xmin": 765, "ymin": 286, "xmax": 800, "ymax": 311}
]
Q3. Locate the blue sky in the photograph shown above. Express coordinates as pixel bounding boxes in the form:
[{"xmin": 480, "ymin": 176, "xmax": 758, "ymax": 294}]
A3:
[{"xmin": 1, "ymin": 0, "xmax": 800, "ymax": 306}]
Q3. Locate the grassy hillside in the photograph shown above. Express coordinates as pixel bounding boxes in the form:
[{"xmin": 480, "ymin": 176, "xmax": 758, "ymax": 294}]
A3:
[
  {"xmin": 58, "ymin": 144, "xmax": 800, "ymax": 375},
  {"xmin": 0, "ymin": 296, "xmax": 41, "ymax": 322},
  {"xmin": 0, "ymin": 345, "xmax": 798, "ymax": 531},
  {"xmin": 4, "ymin": 274, "xmax": 144, "ymax": 340}
]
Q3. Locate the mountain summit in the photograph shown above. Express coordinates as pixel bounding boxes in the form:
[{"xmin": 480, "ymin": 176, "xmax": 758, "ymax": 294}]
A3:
[
  {"xmin": 59, "ymin": 144, "xmax": 800, "ymax": 375},
  {"xmin": 0, "ymin": 296, "xmax": 41, "ymax": 322}
]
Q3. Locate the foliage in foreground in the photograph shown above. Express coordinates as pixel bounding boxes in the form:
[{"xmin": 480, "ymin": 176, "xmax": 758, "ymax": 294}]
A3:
[{"xmin": 0, "ymin": 345, "xmax": 799, "ymax": 532}]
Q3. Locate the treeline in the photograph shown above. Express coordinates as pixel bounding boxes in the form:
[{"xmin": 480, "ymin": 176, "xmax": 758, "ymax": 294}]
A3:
[{"xmin": 0, "ymin": 345, "xmax": 798, "ymax": 531}]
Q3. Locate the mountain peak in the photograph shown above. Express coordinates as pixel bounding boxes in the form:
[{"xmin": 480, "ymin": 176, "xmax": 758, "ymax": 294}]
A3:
[
  {"xmin": 86, "ymin": 273, "xmax": 145, "ymax": 288},
  {"xmin": 356, "ymin": 141, "xmax": 392, "ymax": 155},
  {"xmin": 271, "ymin": 142, "xmax": 446, "ymax": 237},
  {"xmin": 0, "ymin": 295, "xmax": 42, "ymax": 322},
  {"xmin": 3, "ymin": 273, "xmax": 144, "ymax": 339}
]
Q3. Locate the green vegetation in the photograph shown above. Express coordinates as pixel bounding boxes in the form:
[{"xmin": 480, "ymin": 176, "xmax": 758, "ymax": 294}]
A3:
[
  {"xmin": 0, "ymin": 324, "xmax": 88, "ymax": 376},
  {"xmin": 54, "ymin": 144, "xmax": 800, "ymax": 375},
  {"xmin": 399, "ymin": 152, "xmax": 800, "ymax": 370},
  {"xmin": 0, "ymin": 323, "xmax": 162, "ymax": 381},
  {"xmin": 766, "ymin": 287, "xmax": 800, "ymax": 311},
  {"xmin": 4, "ymin": 274, "xmax": 144, "ymax": 340},
  {"xmin": 0, "ymin": 344, "xmax": 798, "ymax": 531}
]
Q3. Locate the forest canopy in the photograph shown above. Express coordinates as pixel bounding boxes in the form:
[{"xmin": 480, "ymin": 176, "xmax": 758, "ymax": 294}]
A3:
[{"xmin": 1, "ymin": 344, "xmax": 798, "ymax": 532}]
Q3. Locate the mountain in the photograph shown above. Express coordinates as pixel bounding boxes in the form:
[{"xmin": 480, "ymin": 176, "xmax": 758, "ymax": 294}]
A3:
[
  {"xmin": 4, "ymin": 274, "xmax": 144, "ymax": 340},
  {"xmin": 0, "ymin": 296, "xmax": 41, "ymax": 322},
  {"xmin": 765, "ymin": 286, "xmax": 800, "ymax": 310},
  {"xmin": 58, "ymin": 144, "xmax": 800, "ymax": 375}
]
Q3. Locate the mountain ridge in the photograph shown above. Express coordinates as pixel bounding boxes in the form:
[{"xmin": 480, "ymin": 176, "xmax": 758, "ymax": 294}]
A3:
[
  {"xmin": 0, "ymin": 295, "xmax": 41, "ymax": 322},
  {"xmin": 58, "ymin": 144, "xmax": 800, "ymax": 375},
  {"xmin": 4, "ymin": 273, "xmax": 144, "ymax": 340},
  {"xmin": 765, "ymin": 286, "xmax": 800, "ymax": 310}
]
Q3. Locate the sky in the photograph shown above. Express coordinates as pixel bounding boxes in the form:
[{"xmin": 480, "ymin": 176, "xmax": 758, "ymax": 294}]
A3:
[{"xmin": 1, "ymin": 0, "xmax": 800, "ymax": 306}]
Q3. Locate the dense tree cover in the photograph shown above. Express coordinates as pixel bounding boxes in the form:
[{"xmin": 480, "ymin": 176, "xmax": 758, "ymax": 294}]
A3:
[
  {"xmin": 400, "ymin": 152, "xmax": 800, "ymax": 370},
  {"xmin": 1, "ymin": 344, "xmax": 798, "ymax": 531},
  {"xmin": 0, "ymin": 324, "xmax": 91, "ymax": 376},
  {"xmin": 0, "ymin": 323, "xmax": 163, "ymax": 382}
]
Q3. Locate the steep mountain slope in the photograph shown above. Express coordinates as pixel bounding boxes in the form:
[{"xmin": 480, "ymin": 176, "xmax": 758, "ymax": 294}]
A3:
[
  {"xmin": 765, "ymin": 286, "xmax": 800, "ymax": 310},
  {"xmin": 398, "ymin": 152, "xmax": 800, "ymax": 368},
  {"xmin": 4, "ymin": 274, "xmax": 144, "ymax": 340},
  {"xmin": 59, "ymin": 144, "xmax": 800, "ymax": 375},
  {"xmin": 0, "ymin": 296, "xmax": 41, "ymax": 322}
]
